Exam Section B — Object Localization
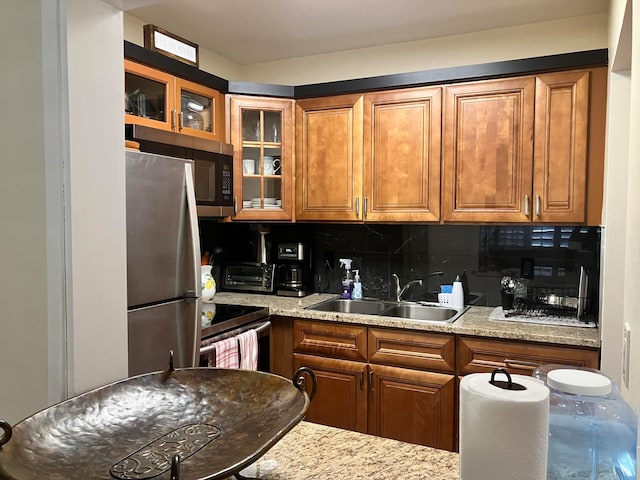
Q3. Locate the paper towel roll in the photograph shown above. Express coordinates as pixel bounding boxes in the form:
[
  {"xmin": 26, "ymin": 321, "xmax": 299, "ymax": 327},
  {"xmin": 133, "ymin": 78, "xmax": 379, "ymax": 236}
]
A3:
[{"xmin": 459, "ymin": 371, "xmax": 549, "ymax": 480}]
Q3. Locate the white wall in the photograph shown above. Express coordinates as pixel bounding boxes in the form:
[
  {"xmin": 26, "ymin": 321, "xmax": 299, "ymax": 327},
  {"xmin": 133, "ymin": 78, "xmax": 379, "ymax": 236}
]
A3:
[
  {"xmin": 125, "ymin": 13, "xmax": 607, "ymax": 85},
  {"xmin": 0, "ymin": 1, "xmax": 51, "ymax": 424},
  {"xmin": 239, "ymin": 14, "xmax": 608, "ymax": 85},
  {"xmin": 603, "ymin": 0, "xmax": 640, "ymax": 413},
  {"xmin": 0, "ymin": 0, "xmax": 128, "ymax": 425},
  {"xmin": 124, "ymin": 13, "xmax": 242, "ymax": 80},
  {"xmin": 66, "ymin": 0, "xmax": 128, "ymax": 394}
]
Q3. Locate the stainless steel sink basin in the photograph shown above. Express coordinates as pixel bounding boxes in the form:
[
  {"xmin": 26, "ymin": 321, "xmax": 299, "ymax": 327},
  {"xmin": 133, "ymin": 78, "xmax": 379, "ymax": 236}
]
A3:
[
  {"xmin": 305, "ymin": 298, "xmax": 390, "ymax": 315},
  {"xmin": 306, "ymin": 298, "xmax": 468, "ymax": 323},
  {"xmin": 383, "ymin": 303, "xmax": 460, "ymax": 322}
]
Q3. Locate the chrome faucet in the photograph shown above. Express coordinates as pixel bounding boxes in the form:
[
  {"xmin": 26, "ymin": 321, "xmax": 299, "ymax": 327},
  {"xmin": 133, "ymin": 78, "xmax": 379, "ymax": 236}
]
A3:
[{"xmin": 392, "ymin": 271, "xmax": 444, "ymax": 302}]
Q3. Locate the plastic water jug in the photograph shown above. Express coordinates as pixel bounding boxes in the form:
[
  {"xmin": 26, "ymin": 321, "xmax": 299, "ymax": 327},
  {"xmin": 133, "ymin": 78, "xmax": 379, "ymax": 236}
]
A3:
[{"xmin": 533, "ymin": 365, "xmax": 637, "ymax": 480}]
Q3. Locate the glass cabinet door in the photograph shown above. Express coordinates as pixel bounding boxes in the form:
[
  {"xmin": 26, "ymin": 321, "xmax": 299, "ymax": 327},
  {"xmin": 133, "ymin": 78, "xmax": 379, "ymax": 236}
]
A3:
[
  {"xmin": 124, "ymin": 60, "xmax": 224, "ymax": 142},
  {"xmin": 124, "ymin": 59, "xmax": 175, "ymax": 131},
  {"xmin": 241, "ymin": 109, "xmax": 282, "ymax": 210},
  {"xmin": 229, "ymin": 96, "xmax": 294, "ymax": 221},
  {"xmin": 176, "ymin": 78, "xmax": 224, "ymax": 141}
]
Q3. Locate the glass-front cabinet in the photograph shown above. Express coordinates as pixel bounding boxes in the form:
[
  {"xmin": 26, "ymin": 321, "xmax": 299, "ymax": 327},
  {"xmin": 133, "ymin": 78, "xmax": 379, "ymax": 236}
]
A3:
[
  {"xmin": 124, "ymin": 59, "xmax": 224, "ymax": 141},
  {"xmin": 228, "ymin": 95, "xmax": 294, "ymax": 221}
]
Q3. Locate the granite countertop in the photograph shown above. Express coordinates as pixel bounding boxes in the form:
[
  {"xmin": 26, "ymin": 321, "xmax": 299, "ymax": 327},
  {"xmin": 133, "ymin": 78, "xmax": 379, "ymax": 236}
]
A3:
[
  {"xmin": 211, "ymin": 292, "xmax": 600, "ymax": 348},
  {"xmin": 225, "ymin": 421, "xmax": 459, "ymax": 480}
]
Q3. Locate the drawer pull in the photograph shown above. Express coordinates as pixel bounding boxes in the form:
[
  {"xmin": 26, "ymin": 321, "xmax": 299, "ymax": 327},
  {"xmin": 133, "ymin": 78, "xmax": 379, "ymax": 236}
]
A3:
[{"xmin": 504, "ymin": 358, "xmax": 542, "ymax": 368}]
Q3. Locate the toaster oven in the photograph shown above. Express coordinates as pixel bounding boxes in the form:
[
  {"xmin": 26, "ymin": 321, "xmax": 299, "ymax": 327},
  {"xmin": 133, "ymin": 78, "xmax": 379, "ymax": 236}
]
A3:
[{"xmin": 222, "ymin": 262, "xmax": 276, "ymax": 294}]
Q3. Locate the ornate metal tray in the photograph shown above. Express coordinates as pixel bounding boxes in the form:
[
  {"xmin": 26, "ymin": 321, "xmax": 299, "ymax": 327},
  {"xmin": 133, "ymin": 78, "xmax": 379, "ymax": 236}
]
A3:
[{"xmin": 0, "ymin": 363, "xmax": 316, "ymax": 480}]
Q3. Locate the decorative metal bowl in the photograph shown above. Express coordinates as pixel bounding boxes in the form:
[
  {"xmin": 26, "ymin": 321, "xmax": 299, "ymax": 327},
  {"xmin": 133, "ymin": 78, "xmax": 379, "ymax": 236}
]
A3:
[{"xmin": 0, "ymin": 364, "xmax": 316, "ymax": 480}]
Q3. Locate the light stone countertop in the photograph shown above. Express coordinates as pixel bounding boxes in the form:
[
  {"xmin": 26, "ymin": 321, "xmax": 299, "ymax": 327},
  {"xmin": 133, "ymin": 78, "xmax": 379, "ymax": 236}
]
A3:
[
  {"xmin": 211, "ymin": 292, "xmax": 600, "ymax": 348},
  {"xmin": 225, "ymin": 421, "xmax": 459, "ymax": 480}
]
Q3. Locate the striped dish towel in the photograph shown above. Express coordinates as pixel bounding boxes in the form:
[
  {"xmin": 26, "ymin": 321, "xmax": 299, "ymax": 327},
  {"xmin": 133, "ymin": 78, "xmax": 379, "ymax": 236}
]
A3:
[
  {"xmin": 201, "ymin": 336, "xmax": 239, "ymax": 368},
  {"xmin": 237, "ymin": 329, "xmax": 258, "ymax": 371}
]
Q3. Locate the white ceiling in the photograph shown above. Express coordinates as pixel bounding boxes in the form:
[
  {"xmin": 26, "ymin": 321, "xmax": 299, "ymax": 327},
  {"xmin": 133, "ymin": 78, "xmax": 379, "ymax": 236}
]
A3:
[{"xmin": 125, "ymin": 0, "xmax": 609, "ymax": 65}]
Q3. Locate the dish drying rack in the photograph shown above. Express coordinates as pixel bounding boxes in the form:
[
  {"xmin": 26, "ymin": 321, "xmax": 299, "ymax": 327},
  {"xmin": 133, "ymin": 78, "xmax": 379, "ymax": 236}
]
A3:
[
  {"xmin": 493, "ymin": 291, "xmax": 595, "ymax": 328},
  {"xmin": 507, "ymin": 294, "xmax": 582, "ymax": 318}
]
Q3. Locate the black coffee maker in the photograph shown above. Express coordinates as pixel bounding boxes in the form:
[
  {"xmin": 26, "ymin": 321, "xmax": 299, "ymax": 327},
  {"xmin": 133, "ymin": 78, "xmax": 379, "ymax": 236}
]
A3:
[{"xmin": 276, "ymin": 243, "xmax": 311, "ymax": 297}]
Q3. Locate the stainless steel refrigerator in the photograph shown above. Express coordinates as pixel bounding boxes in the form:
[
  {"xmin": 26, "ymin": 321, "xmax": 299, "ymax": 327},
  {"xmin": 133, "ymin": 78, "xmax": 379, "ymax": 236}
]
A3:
[{"xmin": 126, "ymin": 150, "xmax": 202, "ymax": 376}]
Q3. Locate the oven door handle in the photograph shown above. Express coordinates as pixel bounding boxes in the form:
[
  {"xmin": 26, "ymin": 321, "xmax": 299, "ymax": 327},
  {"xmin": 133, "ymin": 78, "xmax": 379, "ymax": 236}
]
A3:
[{"xmin": 199, "ymin": 320, "xmax": 271, "ymax": 354}]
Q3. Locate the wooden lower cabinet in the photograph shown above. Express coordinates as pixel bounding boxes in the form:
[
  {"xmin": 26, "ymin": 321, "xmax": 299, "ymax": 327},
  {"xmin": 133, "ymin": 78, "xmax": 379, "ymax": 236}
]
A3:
[
  {"xmin": 292, "ymin": 319, "xmax": 456, "ymax": 450},
  {"xmin": 288, "ymin": 319, "xmax": 600, "ymax": 453},
  {"xmin": 368, "ymin": 364, "xmax": 455, "ymax": 451},
  {"xmin": 293, "ymin": 353, "xmax": 367, "ymax": 433},
  {"xmin": 457, "ymin": 336, "xmax": 600, "ymax": 375}
]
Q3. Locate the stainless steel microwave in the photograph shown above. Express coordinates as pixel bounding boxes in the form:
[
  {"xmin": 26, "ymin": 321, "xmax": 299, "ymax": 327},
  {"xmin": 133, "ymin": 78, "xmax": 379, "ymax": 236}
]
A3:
[{"xmin": 125, "ymin": 124, "xmax": 234, "ymax": 217}]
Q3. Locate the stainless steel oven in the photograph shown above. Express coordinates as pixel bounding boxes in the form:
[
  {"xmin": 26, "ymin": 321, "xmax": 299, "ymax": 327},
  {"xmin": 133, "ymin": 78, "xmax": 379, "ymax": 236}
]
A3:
[{"xmin": 198, "ymin": 303, "xmax": 271, "ymax": 371}]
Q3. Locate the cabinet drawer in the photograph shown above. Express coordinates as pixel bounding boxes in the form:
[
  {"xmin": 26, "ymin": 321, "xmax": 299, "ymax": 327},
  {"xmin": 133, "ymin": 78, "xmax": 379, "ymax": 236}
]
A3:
[
  {"xmin": 368, "ymin": 328, "xmax": 455, "ymax": 373},
  {"xmin": 293, "ymin": 320, "xmax": 367, "ymax": 362},
  {"xmin": 457, "ymin": 336, "xmax": 600, "ymax": 375}
]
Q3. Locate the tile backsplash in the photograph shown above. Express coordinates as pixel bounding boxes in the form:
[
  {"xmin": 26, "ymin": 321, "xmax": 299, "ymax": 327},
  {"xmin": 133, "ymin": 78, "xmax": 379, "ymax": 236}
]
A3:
[{"xmin": 199, "ymin": 221, "xmax": 600, "ymax": 315}]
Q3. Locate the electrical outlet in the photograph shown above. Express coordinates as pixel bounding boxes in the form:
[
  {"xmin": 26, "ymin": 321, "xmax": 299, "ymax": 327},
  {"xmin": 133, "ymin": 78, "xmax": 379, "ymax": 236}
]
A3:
[{"xmin": 623, "ymin": 323, "xmax": 631, "ymax": 389}]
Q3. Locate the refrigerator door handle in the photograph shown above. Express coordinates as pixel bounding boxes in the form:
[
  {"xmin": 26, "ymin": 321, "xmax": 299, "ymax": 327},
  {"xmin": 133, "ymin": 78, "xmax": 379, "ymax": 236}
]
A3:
[{"xmin": 184, "ymin": 162, "xmax": 201, "ymax": 298}]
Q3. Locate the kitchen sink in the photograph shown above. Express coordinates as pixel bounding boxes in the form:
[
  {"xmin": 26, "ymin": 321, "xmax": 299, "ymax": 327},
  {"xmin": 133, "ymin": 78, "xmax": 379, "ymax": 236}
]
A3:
[
  {"xmin": 306, "ymin": 298, "xmax": 468, "ymax": 323},
  {"xmin": 305, "ymin": 298, "xmax": 390, "ymax": 315},
  {"xmin": 383, "ymin": 303, "xmax": 460, "ymax": 322}
]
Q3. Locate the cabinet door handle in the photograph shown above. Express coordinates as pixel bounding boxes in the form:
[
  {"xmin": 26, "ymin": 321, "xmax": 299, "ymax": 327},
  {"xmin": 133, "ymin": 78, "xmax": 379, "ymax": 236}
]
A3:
[
  {"xmin": 178, "ymin": 111, "xmax": 184, "ymax": 131},
  {"xmin": 504, "ymin": 358, "xmax": 541, "ymax": 368},
  {"xmin": 171, "ymin": 110, "xmax": 178, "ymax": 130},
  {"xmin": 360, "ymin": 369, "xmax": 364, "ymax": 389},
  {"xmin": 363, "ymin": 197, "xmax": 368, "ymax": 219},
  {"xmin": 368, "ymin": 370, "xmax": 373, "ymax": 391},
  {"xmin": 524, "ymin": 195, "xmax": 530, "ymax": 217},
  {"xmin": 355, "ymin": 197, "xmax": 360, "ymax": 216},
  {"xmin": 535, "ymin": 195, "xmax": 541, "ymax": 217}
]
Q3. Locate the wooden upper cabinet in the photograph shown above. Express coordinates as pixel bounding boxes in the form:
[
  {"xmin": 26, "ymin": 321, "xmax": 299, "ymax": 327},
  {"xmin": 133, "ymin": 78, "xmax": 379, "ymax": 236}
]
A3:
[
  {"xmin": 442, "ymin": 77, "xmax": 535, "ymax": 222},
  {"xmin": 296, "ymin": 94, "xmax": 364, "ymax": 221},
  {"xmin": 363, "ymin": 87, "xmax": 441, "ymax": 222},
  {"xmin": 124, "ymin": 59, "xmax": 225, "ymax": 142},
  {"xmin": 228, "ymin": 95, "xmax": 294, "ymax": 221},
  {"xmin": 125, "ymin": 59, "xmax": 175, "ymax": 132},
  {"xmin": 175, "ymin": 77, "xmax": 225, "ymax": 142},
  {"xmin": 534, "ymin": 70, "xmax": 589, "ymax": 223}
]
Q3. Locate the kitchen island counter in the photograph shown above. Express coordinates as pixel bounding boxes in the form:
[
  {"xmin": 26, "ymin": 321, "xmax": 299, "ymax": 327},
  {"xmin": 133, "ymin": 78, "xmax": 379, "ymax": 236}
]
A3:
[
  {"xmin": 211, "ymin": 292, "xmax": 600, "ymax": 348},
  {"xmin": 226, "ymin": 421, "xmax": 459, "ymax": 480}
]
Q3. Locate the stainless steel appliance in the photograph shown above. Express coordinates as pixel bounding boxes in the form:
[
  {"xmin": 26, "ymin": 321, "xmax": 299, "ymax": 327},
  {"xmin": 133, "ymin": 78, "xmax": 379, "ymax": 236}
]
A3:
[
  {"xmin": 126, "ymin": 150, "xmax": 202, "ymax": 376},
  {"xmin": 222, "ymin": 262, "xmax": 276, "ymax": 294},
  {"xmin": 125, "ymin": 124, "xmax": 234, "ymax": 217},
  {"xmin": 199, "ymin": 303, "xmax": 271, "ymax": 371},
  {"xmin": 276, "ymin": 243, "xmax": 312, "ymax": 297}
]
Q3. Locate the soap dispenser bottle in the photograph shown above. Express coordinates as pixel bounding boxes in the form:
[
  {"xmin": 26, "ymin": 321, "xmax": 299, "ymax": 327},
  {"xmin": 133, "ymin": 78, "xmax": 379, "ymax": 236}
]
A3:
[
  {"xmin": 452, "ymin": 275, "xmax": 464, "ymax": 308},
  {"xmin": 351, "ymin": 269, "xmax": 363, "ymax": 299},
  {"xmin": 339, "ymin": 258, "xmax": 353, "ymax": 299}
]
